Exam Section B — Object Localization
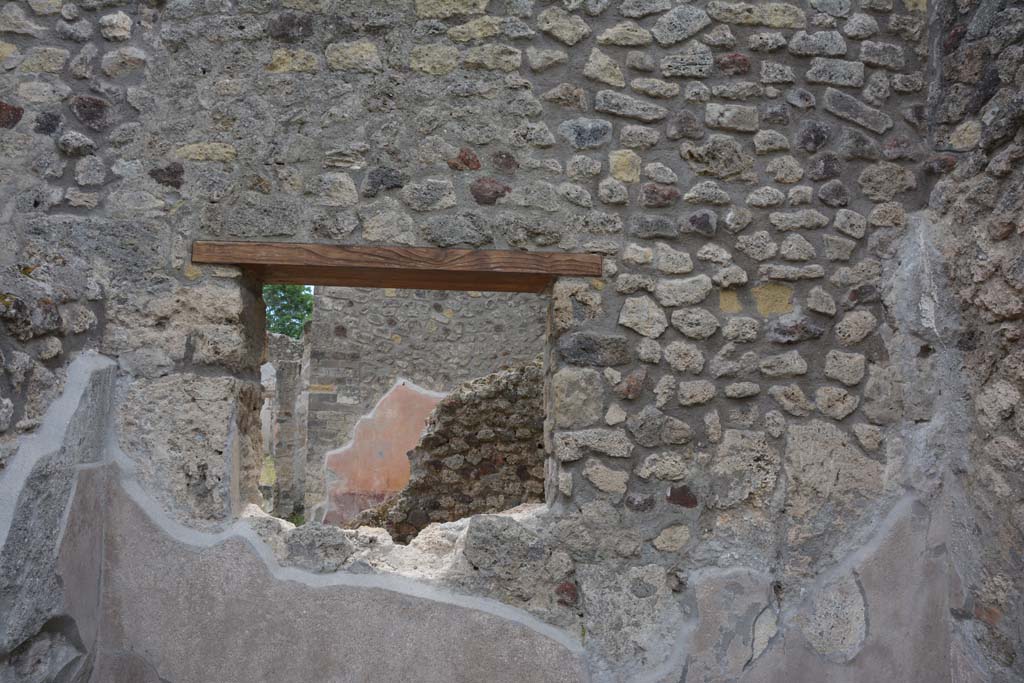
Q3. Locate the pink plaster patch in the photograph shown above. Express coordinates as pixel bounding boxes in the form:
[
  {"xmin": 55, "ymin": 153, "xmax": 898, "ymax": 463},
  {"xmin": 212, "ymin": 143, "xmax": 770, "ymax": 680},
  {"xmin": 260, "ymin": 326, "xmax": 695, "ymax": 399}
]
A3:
[{"xmin": 323, "ymin": 381, "xmax": 443, "ymax": 525}]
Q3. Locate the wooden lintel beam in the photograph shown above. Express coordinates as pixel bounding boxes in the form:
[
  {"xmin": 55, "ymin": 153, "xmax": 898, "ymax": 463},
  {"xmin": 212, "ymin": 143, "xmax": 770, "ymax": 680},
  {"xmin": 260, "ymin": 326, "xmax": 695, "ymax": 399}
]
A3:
[{"xmin": 192, "ymin": 241, "xmax": 603, "ymax": 293}]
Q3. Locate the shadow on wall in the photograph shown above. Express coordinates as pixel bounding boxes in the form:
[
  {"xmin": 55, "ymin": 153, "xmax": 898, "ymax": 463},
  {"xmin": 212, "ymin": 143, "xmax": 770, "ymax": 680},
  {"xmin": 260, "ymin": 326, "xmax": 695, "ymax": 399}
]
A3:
[{"xmin": 322, "ymin": 380, "xmax": 445, "ymax": 525}]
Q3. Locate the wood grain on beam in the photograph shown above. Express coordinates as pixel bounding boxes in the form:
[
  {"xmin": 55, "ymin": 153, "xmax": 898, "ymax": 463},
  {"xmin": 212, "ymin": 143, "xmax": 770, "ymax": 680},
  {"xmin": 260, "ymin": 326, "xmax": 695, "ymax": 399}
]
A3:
[{"xmin": 192, "ymin": 241, "xmax": 603, "ymax": 293}]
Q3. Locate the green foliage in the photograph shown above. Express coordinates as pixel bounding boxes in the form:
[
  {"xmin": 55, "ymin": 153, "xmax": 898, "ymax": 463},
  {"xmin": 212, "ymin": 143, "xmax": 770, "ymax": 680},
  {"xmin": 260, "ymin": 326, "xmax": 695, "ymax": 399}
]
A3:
[{"xmin": 263, "ymin": 284, "xmax": 312, "ymax": 339}]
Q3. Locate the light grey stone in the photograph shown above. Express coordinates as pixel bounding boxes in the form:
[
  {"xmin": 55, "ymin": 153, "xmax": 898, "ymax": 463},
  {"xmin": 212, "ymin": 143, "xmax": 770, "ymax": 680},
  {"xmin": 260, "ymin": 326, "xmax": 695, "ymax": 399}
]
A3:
[
  {"xmin": 704, "ymin": 103, "xmax": 759, "ymax": 132},
  {"xmin": 815, "ymin": 386, "xmax": 860, "ymax": 420},
  {"xmin": 651, "ymin": 6, "xmax": 711, "ymax": 46},
  {"xmin": 555, "ymin": 428, "xmax": 634, "ymax": 461},
  {"xmin": 823, "ymin": 87, "xmax": 893, "ymax": 134},
  {"xmin": 787, "ymin": 30, "xmax": 847, "ymax": 56},
  {"xmin": 664, "ymin": 341, "xmax": 705, "ymax": 374},
  {"xmin": 835, "ymin": 310, "xmax": 877, "ymax": 345},
  {"xmin": 552, "ymin": 367, "xmax": 605, "ymax": 428},
  {"xmin": 678, "ymin": 380, "xmax": 716, "ymax": 406},
  {"xmin": 842, "ymin": 12, "xmax": 877, "ymax": 39},
  {"xmin": 759, "ymin": 351, "xmax": 808, "ymax": 377},
  {"xmin": 594, "ymin": 90, "xmax": 669, "ymax": 122},
  {"xmin": 660, "ymin": 42, "xmax": 713, "ymax": 78},
  {"xmin": 671, "ymin": 307, "xmax": 719, "ymax": 339},
  {"xmin": 654, "ymin": 275, "xmax": 713, "ymax": 306},
  {"xmin": 806, "ymin": 57, "xmax": 865, "ymax": 87},
  {"xmin": 597, "ymin": 21, "xmax": 652, "ymax": 46},
  {"xmin": 618, "ymin": 296, "xmax": 668, "ymax": 337},
  {"xmin": 558, "ymin": 118, "xmax": 614, "ymax": 150}
]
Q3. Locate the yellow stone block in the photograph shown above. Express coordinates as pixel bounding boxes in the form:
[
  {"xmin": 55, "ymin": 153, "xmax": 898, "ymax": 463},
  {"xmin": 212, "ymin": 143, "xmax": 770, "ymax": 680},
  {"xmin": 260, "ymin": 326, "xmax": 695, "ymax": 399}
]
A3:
[
  {"xmin": 949, "ymin": 120, "xmax": 981, "ymax": 151},
  {"xmin": 265, "ymin": 48, "xmax": 319, "ymax": 73},
  {"xmin": 752, "ymin": 283, "xmax": 794, "ymax": 316},
  {"xmin": 308, "ymin": 384, "xmax": 337, "ymax": 394},
  {"xmin": 18, "ymin": 47, "xmax": 68, "ymax": 73},
  {"xmin": 175, "ymin": 143, "xmax": 237, "ymax": 162},
  {"xmin": 0, "ymin": 42, "xmax": 19, "ymax": 62},
  {"xmin": 448, "ymin": 16, "xmax": 501, "ymax": 41},
  {"xmin": 410, "ymin": 44, "xmax": 459, "ymax": 75},
  {"xmin": 183, "ymin": 264, "xmax": 203, "ymax": 280},
  {"xmin": 609, "ymin": 149, "xmax": 641, "ymax": 183},
  {"xmin": 325, "ymin": 40, "xmax": 382, "ymax": 72},
  {"xmin": 383, "ymin": 288, "xmax": 398, "ymax": 297},
  {"xmin": 415, "ymin": 0, "xmax": 488, "ymax": 19},
  {"xmin": 758, "ymin": 3, "xmax": 806, "ymax": 28},
  {"xmin": 719, "ymin": 289, "xmax": 743, "ymax": 313}
]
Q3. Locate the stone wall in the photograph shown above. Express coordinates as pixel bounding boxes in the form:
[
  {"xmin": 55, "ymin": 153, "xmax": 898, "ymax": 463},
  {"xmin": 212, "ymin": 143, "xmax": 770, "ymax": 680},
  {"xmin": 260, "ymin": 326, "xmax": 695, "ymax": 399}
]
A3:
[
  {"xmin": 304, "ymin": 285, "xmax": 547, "ymax": 520},
  {"xmin": 0, "ymin": 0, "xmax": 1021, "ymax": 680},
  {"xmin": 352, "ymin": 360, "xmax": 546, "ymax": 543},
  {"xmin": 262, "ymin": 331, "xmax": 305, "ymax": 518},
  {"xmin": 924, "ymin": 0, "xmax": 1024, "ymax": 674}
]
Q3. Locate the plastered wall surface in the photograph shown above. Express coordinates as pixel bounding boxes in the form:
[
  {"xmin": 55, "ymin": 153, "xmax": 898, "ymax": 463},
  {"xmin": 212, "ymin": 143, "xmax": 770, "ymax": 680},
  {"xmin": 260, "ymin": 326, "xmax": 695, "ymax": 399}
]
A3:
[{"xmin": 0, "ymin": 0, "xmax": 1022, "ymax": 680}]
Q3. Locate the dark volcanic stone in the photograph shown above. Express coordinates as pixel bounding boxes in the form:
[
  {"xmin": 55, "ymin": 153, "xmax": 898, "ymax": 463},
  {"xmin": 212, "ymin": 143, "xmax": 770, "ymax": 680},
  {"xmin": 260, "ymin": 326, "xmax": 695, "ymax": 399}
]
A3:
[
  {"xmin": 817, "ymin": 179, "xmax": 849, "ymax": 207},
  {"xmin": 762, "ymin": 103, "xmax": 790, "ymax": 125},
  {"xmin": 447, "ymin": 147, "xmax": 481, "ymax": 171},
  {"xmin": 807, "ymin": 152, "xmax": 842, "ymax": 181},
  {"xmin": 837, "ymin": 126, "xmax": 881, "ymax": 160},
  {"xmin": 469, "ymin": 177, "xmax": 510, "ymax": 205},
  {"xmin": 640, "ymin": 182, "xmax": 680, "ymax": 208},
  {"xmin": 614, "ymin": 367, "xmax": 647, "ymax": 400},
  {"xmin": 69, "ymin": 96, "xmax": 112, "ymax": 131},
  {"xmin": 555, "ymin": 581, "xmax": 578, "ymax": 606},
  {"xmin": 149, "ymin": 162, "xmax": 184, "ymax": 189},
  {"xmin": 766, "ymin": 311, "xmax": 826, "ymax": 343},
  {"xmin": 682, "ymin": 209, "xmax": 717, "ymax": 237},
  {"xmin": 666, "ymin": 110, "xmax": 703, "ymax": 140},
  {"xmin": 33, "ymin": 111, "xmax": 61, "ymax": 135},
  {"xmin": 667, "ymin": 485, "xmax": 698, "ymax": 508},
  {"xmin": 558, "ymin": 332, "xmax": 631, "ymax": 366},
  {"xmin": 557, "ymin": 118, "xmax": 613, "ymax": 150},
  {"xmin": 716, "ymin": 52, "xmax": 750, "ymax": 75},
  {"xmin": 361, "ymin": 167, "xmax": 408, "ymax": 198},
  {"xmin": 268, "ymin": 12, "xmax": 313, "ymax": 42},
  {"xmin": 627, "ymin": 405, "xmax": 665, "ymax": 448},
  {"xmin": 795, "ymin": 120, "xmax": 833, "ymax": 153},
  {"xmin": 0, "ymin": 101, "xmax": 24, "ymax": 129},
  {"xmin": 491, "ymin": 150, "xmax": 519, "ymax": 174}
]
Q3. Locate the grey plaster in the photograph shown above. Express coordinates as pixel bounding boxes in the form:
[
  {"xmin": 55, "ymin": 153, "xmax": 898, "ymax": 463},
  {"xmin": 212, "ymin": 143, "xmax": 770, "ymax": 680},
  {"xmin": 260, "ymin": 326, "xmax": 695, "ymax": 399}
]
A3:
[{"xmin": 71, "ymin": 465, "xmax": 588, "ymax": 683}]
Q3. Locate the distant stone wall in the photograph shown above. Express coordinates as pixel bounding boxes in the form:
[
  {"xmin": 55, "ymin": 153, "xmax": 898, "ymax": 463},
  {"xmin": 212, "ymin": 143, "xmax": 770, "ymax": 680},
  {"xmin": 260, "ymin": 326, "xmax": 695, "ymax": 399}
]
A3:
[
  {"xmin": 352, "ymin": 360, "xmax": 545, "ymax": 543},
  {"xmin": 303, "ymin": 286, "xmax": 547, "ymax": 520},
  {"xmin": 263, "ymin": 332, "xmax": 305, "ymax": 519}
]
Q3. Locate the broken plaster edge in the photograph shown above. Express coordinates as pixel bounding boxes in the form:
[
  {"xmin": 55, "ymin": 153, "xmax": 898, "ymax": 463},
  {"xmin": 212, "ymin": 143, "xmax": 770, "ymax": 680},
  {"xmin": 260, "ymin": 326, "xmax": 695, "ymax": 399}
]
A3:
[
  {"xmin": 105, "ymin": 439, "xmax": 589, "ymax": 661},
  {"xmin": 0, "ymin": 353, "xmax": 586, "ymax": 670},
  {"xmin": 316, "ymin": 376, "xmax": 449, "ymax": 519},
  {"xmin": 0, "ymin": 350, "xmax": 117, "ymax": 549}
]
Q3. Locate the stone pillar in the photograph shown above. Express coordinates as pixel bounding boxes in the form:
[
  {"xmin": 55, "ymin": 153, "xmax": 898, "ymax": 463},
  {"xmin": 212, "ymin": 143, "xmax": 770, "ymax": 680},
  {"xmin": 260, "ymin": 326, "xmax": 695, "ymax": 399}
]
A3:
[{"xmin": 265, "ymin": 332, "xmax": 304, "ymax": 519}]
